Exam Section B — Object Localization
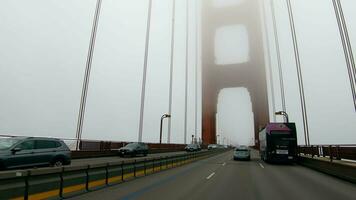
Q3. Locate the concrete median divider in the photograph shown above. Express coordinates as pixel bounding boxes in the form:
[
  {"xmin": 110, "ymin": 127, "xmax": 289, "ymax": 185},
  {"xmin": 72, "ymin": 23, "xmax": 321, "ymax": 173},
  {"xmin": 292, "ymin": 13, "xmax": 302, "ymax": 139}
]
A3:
[{"xmin": 0, "ymin": 149, "xmax": 227, "ymax": 200}]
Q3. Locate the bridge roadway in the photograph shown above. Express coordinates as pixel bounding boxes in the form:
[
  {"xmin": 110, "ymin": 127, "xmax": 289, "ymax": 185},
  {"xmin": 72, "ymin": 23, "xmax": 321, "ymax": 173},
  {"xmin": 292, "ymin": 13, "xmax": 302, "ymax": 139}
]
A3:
[
  {"xmin": 69, "ymin": 150, "xmax": 356, "ymax": 200},
  {"xmin": 2, "ymin": 151, "xmax": 189, "ymax": 172}
]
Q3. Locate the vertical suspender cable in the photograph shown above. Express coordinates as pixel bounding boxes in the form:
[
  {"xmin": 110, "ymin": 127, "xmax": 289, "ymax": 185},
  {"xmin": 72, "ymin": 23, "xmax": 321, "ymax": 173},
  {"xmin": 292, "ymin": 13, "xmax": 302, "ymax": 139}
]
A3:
[
  {"xmin": 138, "ymin": 0, "xmax": 153, "ymax": 142},
  {"xmin": 261, "ymin": 0, "xmax": 277, "ymax": 122},
  {"xmin": 167, "ymin": 0, "xmax": 176, "ymax": 143},
  {"xmin": 75, "ymin": 0, "xmax": 102, "ymax": 150},
  {"xmin": 286, "ymin": 0, "xmax": 310, "ymax": 145},
  {"xmin": 271, "ymin": 0, "xmax": 286, "ymax": 113},
  {"xmin": 194, "ymin": 0, "xmax": 199, "ymax": 140},
  {"xmin": 332, "ymin": 0, "xmax": 356, "ymax": 111},
  {"xmin": 184, "ymin": 0, "xmax": 189, "ymax": 144}
]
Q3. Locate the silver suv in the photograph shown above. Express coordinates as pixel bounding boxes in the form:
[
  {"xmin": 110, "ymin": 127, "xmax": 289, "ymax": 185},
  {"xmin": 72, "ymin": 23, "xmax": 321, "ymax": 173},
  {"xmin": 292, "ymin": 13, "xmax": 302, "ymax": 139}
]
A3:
[{"xmin": 0, "ymin": 137, "xmax": 71, "ymax": 170}]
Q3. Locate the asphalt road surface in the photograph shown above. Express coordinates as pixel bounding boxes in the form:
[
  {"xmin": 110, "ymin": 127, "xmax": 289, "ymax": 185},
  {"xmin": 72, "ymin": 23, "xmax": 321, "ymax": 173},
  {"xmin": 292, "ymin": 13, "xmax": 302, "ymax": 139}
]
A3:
[{"xmin": 69, "ymin": 150, "xmax": 356, "ymax": 200}]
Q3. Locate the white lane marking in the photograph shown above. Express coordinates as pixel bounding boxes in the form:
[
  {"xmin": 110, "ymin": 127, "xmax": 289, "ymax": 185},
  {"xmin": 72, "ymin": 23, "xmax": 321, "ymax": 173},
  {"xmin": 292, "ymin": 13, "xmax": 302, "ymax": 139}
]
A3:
[
  {"xmin": 206, "ymin": 172, "xmax": 216, "ymax": 180},
  {"xmin": 222, "ymin": 162, "xmax": 226, "ymax": 166},
  {"xmin": 259, "ymin": 163, "xmax": 265, "ymax": 169}
]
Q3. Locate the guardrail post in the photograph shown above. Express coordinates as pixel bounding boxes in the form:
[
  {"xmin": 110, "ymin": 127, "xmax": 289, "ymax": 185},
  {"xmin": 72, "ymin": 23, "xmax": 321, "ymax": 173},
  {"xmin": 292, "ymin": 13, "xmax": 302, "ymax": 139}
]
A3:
[
  {"xmin": 336, "ymin": 146, "xmax": 341, "ymax": 160},
  {"xmin": 121, "ymin": 161, "xmax": 124, "ymax": 182},
  {"xmin": 105, "ymin": 163, "xmax": 109, "ymax": 185},
  {"xmin": 134, "ymin": 160, "xmax": 136, "ymax": 177},
  {"xmin": 24, "ymin": 171, "xmax": 30, "ymax": 200},
  {"xmin": 85, "ymin": 165, "xmax": 90, "ymax": 191},
  {"xmin": 59, "ymin": 167, "xmax": 64, "ymax": 198},
  {"xmin": 144, "ymin": 159, "xmax": 146, "ymax": 175},
  {"xmin": 160, "ymin": 157, "xmax": 162, "ymax": 171}
]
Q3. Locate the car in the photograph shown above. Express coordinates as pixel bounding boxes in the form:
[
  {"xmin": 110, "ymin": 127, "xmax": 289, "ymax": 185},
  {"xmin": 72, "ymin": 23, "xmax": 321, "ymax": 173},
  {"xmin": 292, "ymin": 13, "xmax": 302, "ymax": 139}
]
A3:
[
  {"xmin": 208, "ymin": 144, "xmax": 218, "ymax": 150},
  {"xmin": 118, "ymin": 142, "xmax": 149, "ymax": 157},
  {"xmin": 233, "ymin": 146, "xmax": 251, "ymax": 161},
  {"xmin": 0, "ymin": 137, "xmax": 71, "ymax": 170},
  {"xmin": 185, "ymin": 144, "xmax": 201, "ymax": 152}
]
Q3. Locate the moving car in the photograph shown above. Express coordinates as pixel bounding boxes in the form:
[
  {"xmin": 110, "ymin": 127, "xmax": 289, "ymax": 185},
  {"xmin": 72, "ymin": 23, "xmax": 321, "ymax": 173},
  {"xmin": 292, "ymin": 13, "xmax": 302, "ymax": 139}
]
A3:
[
  {"xmin": 233, "ymin": 146, "xmax": 251, "ymax": 161},
  {"xmin": 208, "ymin": 144, "xmax": 218, "ymax": 150},
  {"xmin": 185, "ymin": 144, "xmax": 201, "ymax": 152},
  {"xmin": 118, "ymin": 142, "xmax": 149, "ymax": 157},
  {"xmin": 0, "ymin": 137, "xmax": 71, "ymax": 170}
]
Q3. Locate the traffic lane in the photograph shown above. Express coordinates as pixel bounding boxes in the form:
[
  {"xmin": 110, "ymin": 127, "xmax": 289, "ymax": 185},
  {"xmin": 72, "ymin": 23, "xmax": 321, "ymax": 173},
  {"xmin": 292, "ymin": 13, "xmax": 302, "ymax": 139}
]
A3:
[
  {"xmin": 70, "ymin": 149, "xmax": 356, "ymax": 200},
  {"xmin": 264, "ymin": 160, "xmax": 356, "ymax": 200},
  {"xmin": 190, "ymin": 150, "xmax": 356, "ymax": 200},
  {"xmin": 68, "ymin": 150, "xmax": 233, "ymax": 200}
]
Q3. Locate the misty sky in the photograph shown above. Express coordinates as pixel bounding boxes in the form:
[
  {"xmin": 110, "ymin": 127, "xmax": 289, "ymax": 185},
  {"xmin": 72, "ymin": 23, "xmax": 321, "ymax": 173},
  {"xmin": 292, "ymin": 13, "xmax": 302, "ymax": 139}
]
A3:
[{"xmin": 0, "ymin": 0, "xmax": 355, "ymax": 145}]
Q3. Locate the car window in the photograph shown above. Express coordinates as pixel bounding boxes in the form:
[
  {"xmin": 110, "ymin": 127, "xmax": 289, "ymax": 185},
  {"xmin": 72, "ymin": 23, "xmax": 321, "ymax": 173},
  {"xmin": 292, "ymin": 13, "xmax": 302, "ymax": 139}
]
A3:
[
  {"xmin": 0, "ymin": 138, "xmax": 20, "ymax": 150},
  {"xmin": 36, "ymin": 140, "xmax": 57, "ymax": 149},
  {"xmin": 54, "ymin": 141, "xmax": 62, "ymax": 148},
  {"xmin": 16, "ymin": 140, "xmax": 35, "ymax": 150},
  {"xmin": 125, "ymin": 143, "xmax": 138, "ymax": 148}
]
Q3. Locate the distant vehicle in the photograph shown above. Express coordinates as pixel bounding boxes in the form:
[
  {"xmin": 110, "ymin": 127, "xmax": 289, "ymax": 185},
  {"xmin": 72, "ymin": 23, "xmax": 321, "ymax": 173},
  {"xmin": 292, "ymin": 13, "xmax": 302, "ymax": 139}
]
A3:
[
  {"xmin": 118, "ymin": 142, "xmax": 149, "ymax": 157},
  {"xmin": 208, "ymin": 144, "xmax": 218, "ymax": 150},
  {"xmin": 0, "ymin": 137, "xmax": 71, "ymax": 170},
  {"xmin": 233, "ymin": 146, "xmax": 251, "ymax": 161},
  {"xmin": 259, "ymin": 123, "xmax": 297, "ymax": 162},
  {"xmin": 185, "ymin": 144, "xmax": 201, "ymax": 152}
]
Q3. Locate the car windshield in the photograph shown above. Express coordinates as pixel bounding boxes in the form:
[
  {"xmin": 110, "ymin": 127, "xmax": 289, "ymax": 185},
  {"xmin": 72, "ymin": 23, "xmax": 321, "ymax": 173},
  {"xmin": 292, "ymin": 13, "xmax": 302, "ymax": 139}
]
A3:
[
  {"xmin": 187, "ymin": 144, "xmax": 197, "ymax": 147},
  {"xmin": 0, "ymin": 138, "xmax": 20, "ymax": 150},
  {"xmin": 125, "ymin": 143, "xmax": 139, "ymax": 148}
]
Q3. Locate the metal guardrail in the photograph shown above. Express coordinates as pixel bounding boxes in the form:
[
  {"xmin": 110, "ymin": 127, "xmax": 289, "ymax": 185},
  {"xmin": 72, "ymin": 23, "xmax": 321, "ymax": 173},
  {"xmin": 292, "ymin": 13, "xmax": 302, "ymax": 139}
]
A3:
[
  {"xmin": 298, "ymin": 145, "xmax": 356, "ymax": 162},
  {"xmin": 0, "ymin": 149, "xmax": 226, "ymax": 200}
]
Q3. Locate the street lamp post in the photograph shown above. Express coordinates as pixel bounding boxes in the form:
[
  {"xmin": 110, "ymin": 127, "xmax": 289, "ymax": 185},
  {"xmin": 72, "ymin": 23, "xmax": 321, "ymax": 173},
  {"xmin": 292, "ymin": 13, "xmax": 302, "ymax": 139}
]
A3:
[
  {"xmin": 275, "ymin": 111, "xmax": 289, "ymax": 123},
  {"xmin": 160, "ymin": 114, "xmax": 171, "ymax": 144}
]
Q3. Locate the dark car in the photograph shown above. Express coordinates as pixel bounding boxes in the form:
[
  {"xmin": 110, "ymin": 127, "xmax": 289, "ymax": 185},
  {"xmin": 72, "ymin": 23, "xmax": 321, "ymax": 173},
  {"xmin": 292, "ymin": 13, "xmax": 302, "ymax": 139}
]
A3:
[
  {"xmin": 233, "ymin": 146, "xmax": 251, "ymax": 161},
  {"xmin": 0, "ymin": 137, "xmax": 71, "ymax": 170},
  {"xmin": 185, "ymin": 144, "xmax": 201, "ymax": 152},
  {"xmin": 118, "ymin": 142, "xmax": 149, "ymax": 157}
]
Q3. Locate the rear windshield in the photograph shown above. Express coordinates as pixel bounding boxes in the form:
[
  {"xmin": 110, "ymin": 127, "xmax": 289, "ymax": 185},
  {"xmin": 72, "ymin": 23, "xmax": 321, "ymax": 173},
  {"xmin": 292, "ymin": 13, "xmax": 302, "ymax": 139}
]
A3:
[
  {"xmin": 235, "ymin": 149, "xmax": 248, "ymax": 151},
  {"xmin": 0, "ymin": 138, "xmax": 20, "ymax": 150},
  {"xmin": 125, "ymin": 143, "xmax": 139, "ymax": 148}
]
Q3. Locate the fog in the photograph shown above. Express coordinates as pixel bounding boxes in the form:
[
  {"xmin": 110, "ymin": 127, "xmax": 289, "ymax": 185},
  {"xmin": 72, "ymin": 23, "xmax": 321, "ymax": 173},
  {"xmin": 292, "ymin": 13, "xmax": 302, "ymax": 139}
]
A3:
[
  {"xmin": 0, "ymin": 0, "xmax": 201, "ymax": 144},
  {"xmin": 201, "ymin": 0, "xmax": 269, "ymax": 145},
  {"xmin": 217, "ymin": 88, "xmax": 254, "ymax": 146},
  {"xmin": 0, "ymin": 0, "xmax": 356, "ymax": 146}
]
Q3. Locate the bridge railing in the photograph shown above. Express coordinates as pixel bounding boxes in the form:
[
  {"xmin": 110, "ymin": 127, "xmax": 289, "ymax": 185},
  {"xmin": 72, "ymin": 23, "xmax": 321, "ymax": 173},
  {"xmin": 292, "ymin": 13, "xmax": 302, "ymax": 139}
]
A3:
[{"xmin": 298, "ymin": 145, "xmax": 356, "ymax": 162}]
